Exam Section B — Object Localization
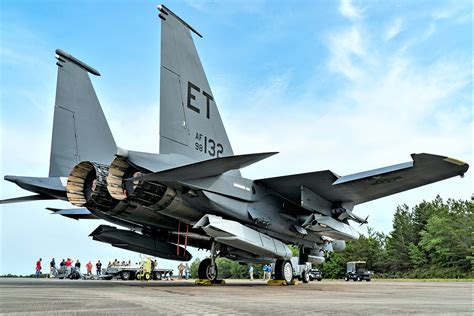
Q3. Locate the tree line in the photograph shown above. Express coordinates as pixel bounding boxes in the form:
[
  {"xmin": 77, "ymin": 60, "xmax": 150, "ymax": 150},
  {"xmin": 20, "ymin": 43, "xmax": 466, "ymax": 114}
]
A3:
[
  {"xmin": 323, "ymin": 196, "xmax": 473, "ymax": 279},
  {"xmin": 189, "ymin": 196, "xmax": 473, "ymax": 279}
]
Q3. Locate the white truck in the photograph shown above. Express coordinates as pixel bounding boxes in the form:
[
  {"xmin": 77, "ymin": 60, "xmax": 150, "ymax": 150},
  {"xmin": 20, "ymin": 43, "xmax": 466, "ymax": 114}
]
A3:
[
  {"xmin": 291, "ymin": 257, "xmax": 312, "ymax": 283},
  {"xmin": 271, "ymin": 257, "xmax": 312, "ymax": 283}
]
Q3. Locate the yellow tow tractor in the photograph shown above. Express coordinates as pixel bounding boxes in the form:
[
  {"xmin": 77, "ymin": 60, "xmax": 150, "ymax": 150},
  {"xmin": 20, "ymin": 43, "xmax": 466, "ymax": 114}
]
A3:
[{"xmin": 135, "ymin": 255, "xmax": 153, "ymax": 281}]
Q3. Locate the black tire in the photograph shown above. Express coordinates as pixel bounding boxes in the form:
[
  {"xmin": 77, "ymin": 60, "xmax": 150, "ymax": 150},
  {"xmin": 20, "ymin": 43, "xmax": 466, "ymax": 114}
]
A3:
[
  {"xmin": 345, "ymin": 276, "xmax": 349, "ymax": 281},
  {"xmin": 309, "ymin": 276, "xmax": 314, "ymax": 281},
  {"xmin": 136, "ymin": 272, "xmax": 141, "ymax": 280},
  {"xmin": 120, "ymin": 271, "xmax": 131, "ymax": 280},
  {"xmin": 198, "ymin": 258, "xmax": 218, "ymax": 281},
  {"xmin": 317, "ymin": 278, "xmax": 322, "ymax": 281},
  {"xmin": 274, "ymin": 259, "xmax": 294, "ymax": 285},
  {"xmin": 154, "ymin": 271, "xmax": 162, "ymax": 280},
  {"xmin": 143, "ymin": 272, "xmax": 151, "ymax": 281},
  {"xmin": 302, "ymin": 270, "xmax": 310, "ymax": 283},
  {"xmin": 366, "ymin": 278, "xmax": 371, "ymax": 282},
  {"xmin": 357, "ymin": 276, "xmax": 362, "ymax": 282}
]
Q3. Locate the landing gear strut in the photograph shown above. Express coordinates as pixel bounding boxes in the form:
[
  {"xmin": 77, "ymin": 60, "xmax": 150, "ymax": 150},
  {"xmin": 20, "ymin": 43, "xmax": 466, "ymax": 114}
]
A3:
[{"xmin": 198, "ymin": 240, "xmax": 219, "ymax": 282}]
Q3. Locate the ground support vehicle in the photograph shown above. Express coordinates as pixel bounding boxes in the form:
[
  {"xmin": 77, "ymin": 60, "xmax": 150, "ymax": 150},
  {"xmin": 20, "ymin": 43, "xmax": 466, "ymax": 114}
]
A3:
[
  {"xmin": 271, "ymin": 257, "xmax": 312, "ymax": 283},
  {"xmin": 54, "ymin": 267, "xmax": 81, "ymax": 280},
  {"xmin": 104, "ymin": 266, "xmax": 173, "ymax": 280},
  {"xmin": 345, "ymin": 261, "xmax": 371, "ymax": 282},
  {"xmin": 308, "ymin": 269, "xmax": 323, "ymax": 281},
  {"xmin": 291, "ymin": 257, "xmax": 312, "ymax": 283}
]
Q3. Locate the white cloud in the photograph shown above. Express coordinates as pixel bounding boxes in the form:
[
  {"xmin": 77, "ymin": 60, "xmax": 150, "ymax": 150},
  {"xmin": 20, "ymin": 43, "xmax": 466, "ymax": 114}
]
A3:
[
  {"xmin": 216, "ymin": 16, "xmax": 472, "ymax": 236},
  {"xmin": 384, "ymin": 18, "xmax": 403, "ymax": 41},
  {"xmin": 327, "ymin": 26, "xmax": 366, "ymax": 80},
  {"xmin": 339, "ymin": 0, "xmax": 362, "ymax": 20}
]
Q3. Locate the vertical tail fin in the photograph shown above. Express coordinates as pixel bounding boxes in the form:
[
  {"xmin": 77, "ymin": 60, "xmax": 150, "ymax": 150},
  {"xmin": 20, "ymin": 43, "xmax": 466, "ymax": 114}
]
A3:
[
  {"xmin": 158, "ymin": 5, "xmax": 236, "ymax": 168},
  {"xmin": 49, "ymin": 49, "xmax": 116, "ymax": 177}
]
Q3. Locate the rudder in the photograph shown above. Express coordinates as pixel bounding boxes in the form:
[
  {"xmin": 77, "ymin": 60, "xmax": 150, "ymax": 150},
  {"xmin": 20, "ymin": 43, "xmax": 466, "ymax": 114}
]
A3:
[{"xmin": 49, "ymin": 49, "xmax": 116, "ymax": 177}]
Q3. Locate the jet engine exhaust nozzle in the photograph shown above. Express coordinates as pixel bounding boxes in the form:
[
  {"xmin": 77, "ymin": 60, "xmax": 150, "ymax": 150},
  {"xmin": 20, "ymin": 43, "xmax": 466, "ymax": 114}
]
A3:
[
  {"xmin": 66, "ymin": 161, "xmax": 116, "ymax": 211},
  {"xmin": 106, "ymin": 156, "xmax": 168, "ymax": 207}
]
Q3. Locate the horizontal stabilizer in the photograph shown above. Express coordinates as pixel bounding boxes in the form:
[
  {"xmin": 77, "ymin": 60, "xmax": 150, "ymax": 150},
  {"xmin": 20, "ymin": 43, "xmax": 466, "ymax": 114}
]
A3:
[
  {"xmin": 258, "ymin": 153, "xmax": 468, "ymax": 206},
  {"xmin": 47, "ymin": 207, "xmax": 98, "ymax": 220},
  {"xmin": 128, "ymin": 152, "xmax": 278, "ymax": 182},
  {"xmin": 3, "ymin": 175, "xmax": 67, "ymax": 201},
  {"xmin": 0, "ymin": 194, "xmax": 54, "ymax": 205}
]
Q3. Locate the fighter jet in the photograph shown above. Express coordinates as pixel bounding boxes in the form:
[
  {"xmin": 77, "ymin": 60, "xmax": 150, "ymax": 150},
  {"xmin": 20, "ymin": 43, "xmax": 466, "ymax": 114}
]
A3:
[{"xmin": 1, "ymin": 5, "xmax": 469, "ymax": 284}]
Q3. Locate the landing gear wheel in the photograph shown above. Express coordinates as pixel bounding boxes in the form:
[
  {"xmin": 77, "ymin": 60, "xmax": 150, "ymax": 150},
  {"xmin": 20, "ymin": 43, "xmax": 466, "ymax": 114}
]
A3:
[
  {"xmin": 275, "ymin": 259, "xmax": 294, "ymax": 285},
  {"xmin": 143, "ymin": 272, "xmax": 151, "ymax": 281},
  {"xmin": 120, "ymin": 271, "xmax": 131, "ymax": 280},
  {"xmin": 154, "ymin": 271, "xmax": 162, "ymax": 280},
  {"xmin": 302, "ymin": 270, "xmax": 310, "ymax": 283},
  {"xmin": 198, "ymin": 258, "xmax": 218, "ymax": 281}
]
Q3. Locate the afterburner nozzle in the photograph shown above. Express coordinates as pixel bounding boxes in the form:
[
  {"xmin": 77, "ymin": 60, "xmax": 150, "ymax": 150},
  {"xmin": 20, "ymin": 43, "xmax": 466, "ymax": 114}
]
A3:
[
  {"xmin": 66, "ymin": 161, "xmax": 115, "ymax": 211},
  {"xmin": 106, "ymin": 156, "xmax": 132, "ymax": 200}
]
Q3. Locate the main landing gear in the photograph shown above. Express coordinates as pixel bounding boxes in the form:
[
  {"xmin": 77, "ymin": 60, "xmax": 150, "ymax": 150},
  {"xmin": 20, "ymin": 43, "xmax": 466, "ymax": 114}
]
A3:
[{"xmin": 197, "ymin": 240, "xmax": 222, "ymax": 284}]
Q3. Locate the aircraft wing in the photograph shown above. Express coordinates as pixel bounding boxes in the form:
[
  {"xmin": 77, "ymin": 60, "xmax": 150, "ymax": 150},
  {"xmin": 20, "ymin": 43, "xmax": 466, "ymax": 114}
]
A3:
[
  {"xmin": 127, "ymin": 152, "xmax": 277, "ymax": 182},
  {"xmin": 0, "ymin": 194, "xmax": 56, "ymax": 204},
  {"xmin": 257, "ymin": 153, "xmax": 469, "ymax": 206},
  {"xmin": 47, "ymin": 207, "xmax": 98, "ymax": 220}
]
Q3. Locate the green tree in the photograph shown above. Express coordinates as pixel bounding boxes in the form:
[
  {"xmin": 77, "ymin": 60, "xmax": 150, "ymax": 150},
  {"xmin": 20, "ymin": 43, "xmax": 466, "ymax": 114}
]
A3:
[
  {"xmin": 190, "ymin": 258, "xmax": 200, "ymax": 279},
  {"xmin": 419, "ymin": 198, "xmax": 473, "ymax": 277},
  {"xmin": 321, "ymin": 252, "xmax": 346, "ymax": 278},
  {"xmin": 385, "ymin": 204, "xmax": 416, "ymax": 273},
  {"xmin": 408, "ymin": 242, "xmax": 426, "ymax": 269}
]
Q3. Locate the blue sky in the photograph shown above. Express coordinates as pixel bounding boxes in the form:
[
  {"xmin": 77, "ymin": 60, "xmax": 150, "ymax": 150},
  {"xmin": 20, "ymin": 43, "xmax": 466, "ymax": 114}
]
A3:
[{"xmin": 1, "ymin": 0, "xmax": 472, "ymax": 275}]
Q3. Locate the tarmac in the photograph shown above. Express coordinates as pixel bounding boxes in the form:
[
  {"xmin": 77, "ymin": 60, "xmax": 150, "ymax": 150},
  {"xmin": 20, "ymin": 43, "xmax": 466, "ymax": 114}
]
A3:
[{"xmin": 0, "ymin": 278, "xmax": 472, "ymax": 315}]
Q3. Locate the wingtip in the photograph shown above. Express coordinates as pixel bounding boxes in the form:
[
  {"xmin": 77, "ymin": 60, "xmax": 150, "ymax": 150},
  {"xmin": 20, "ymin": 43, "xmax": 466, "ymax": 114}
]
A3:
[
  {"xmin": 443, "ymin": 157, "xmax": 467, "ymax": 166},
  {"xmin": 4, "ymin": 175, "xmax": 16, "ymax": 183}
]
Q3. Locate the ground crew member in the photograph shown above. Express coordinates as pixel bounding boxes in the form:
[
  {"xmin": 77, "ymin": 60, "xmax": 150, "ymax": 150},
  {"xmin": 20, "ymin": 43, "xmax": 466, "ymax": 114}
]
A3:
[
  {"xmin": 49, "ymin": 258, "xmax": 56, "ymax": 278},
  {"xmin": 65, "ymin": 258, "xmax": 72, "ymax": 274},
  {"xmin": 75, "ymin": 259, "xmax": 82, "ymax": 277},
  {"xmin": 185, "ymin": 263, "xmax": 190, "ymax": 280},
  {"xmin": 86, "ymin": 261, "xmax": 93, "ymax": 276},
  {"xmin": 96, "ymin": 260, "xmax": 102, "ymax": 275},
  {"xmin": 177, "ymin": 263, "xmax": 185, "ymax": 279},
  {"xmin": 35, "ymin": 258, "xmax": 42, "ymax": 278}
]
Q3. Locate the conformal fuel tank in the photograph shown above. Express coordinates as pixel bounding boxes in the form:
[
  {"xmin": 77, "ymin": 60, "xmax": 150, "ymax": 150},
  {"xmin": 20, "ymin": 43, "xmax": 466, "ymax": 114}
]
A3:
[{"xmin": 194, "ymin": 214, "xmax": 292, "ymax": 259}]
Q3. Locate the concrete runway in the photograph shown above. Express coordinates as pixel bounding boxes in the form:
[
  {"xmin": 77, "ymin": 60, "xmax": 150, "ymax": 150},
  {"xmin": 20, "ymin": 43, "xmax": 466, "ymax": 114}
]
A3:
[{"xmin": 0, "ymin": 278, "xmax": 472, "ymax": 315}]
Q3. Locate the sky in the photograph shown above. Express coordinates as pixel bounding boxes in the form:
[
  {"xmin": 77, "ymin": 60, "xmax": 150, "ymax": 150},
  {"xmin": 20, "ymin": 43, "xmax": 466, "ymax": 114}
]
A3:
[{"xmin": 0, "ymin": 0, "xmax": 472, "ymax": 275}]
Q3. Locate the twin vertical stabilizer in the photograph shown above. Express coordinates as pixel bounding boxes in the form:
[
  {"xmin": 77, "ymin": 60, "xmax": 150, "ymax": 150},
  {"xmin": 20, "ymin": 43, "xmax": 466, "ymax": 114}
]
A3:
[
  {"xmin": 158, "ymin": 5, "xmax": 237, "ymax": 174},
  {"xmin": 49, "ymin": 49, "xmax": 116, "ymax": 177}
]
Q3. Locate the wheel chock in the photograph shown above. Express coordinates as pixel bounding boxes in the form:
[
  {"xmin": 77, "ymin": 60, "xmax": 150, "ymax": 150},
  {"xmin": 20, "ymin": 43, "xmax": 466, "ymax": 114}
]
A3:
[
  {"xmin": 267, "ymin": 279, "xmax": 299, "ymax": 286},
  {"xmin": 195, "ymin": 279, "xmax": 226, "ymax": 285}
]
